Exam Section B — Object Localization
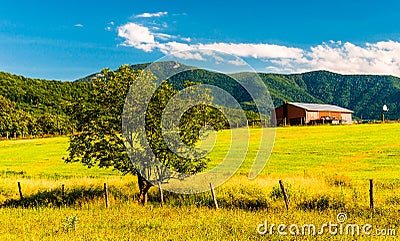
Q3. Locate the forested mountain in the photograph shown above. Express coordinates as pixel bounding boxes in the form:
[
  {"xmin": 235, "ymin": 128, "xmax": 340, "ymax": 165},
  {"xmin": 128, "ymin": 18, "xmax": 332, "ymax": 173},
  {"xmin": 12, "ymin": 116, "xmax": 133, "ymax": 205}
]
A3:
[
  {"xmin": 0, "ymin": 72, "xmax": 91, "ymax": 115},
  {"xmin": 0, "ymin": 62, "xmax": 399, "ymax": 137},
  {"xmin": 112, "ymin": 62, "xmax": 400, "ymax": 120},
  {"xmin": 0, "ymin": 72, "xmax": 91, "ymax": 137},
  {"xmin": 286, "ymin": 71, "xmax": 400, "ymax": 120},
  {"xmin": 166, "ymin": 68, "xmax": 400, "ymax": 120}
]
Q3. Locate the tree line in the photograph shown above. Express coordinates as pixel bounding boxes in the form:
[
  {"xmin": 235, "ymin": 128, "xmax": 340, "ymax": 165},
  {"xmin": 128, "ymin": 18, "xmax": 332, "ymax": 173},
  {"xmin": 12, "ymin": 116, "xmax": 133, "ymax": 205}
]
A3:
[
  {"xmin": 0, "ymin": 72, "xmax": 91, "ymax": 138},
  {"xmin": 0, "ymin": 95, "xmax": 74, "ymax": 138}
]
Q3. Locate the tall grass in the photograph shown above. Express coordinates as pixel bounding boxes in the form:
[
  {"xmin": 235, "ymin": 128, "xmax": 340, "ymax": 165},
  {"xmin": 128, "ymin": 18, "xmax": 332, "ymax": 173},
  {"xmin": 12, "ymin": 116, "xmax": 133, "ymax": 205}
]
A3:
[{"xmin": 2, "ymin": 182, "xmax": 400, "ymax": 241}]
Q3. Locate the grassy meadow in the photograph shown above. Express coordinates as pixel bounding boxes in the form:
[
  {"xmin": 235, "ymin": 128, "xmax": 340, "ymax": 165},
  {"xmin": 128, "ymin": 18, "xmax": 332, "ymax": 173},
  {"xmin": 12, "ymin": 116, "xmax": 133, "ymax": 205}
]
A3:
[{"xmin": 0, "ymin": 123, "xmax": 400, "ymax": 240}]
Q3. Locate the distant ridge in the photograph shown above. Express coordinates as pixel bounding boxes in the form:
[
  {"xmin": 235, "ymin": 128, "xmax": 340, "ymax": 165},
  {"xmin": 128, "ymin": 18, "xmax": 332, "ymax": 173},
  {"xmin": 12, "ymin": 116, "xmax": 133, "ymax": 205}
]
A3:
[{"xmin": 1, "ymin": 62, "xmax": 399, "ymax": 120}]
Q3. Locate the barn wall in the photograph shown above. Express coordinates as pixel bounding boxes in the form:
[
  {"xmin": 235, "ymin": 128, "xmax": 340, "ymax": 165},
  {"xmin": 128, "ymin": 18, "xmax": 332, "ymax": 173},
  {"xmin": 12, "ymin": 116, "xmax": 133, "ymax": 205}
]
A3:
[
  {"xmin": 287, "ymin": 104, "xmax": 306, "ymax": 119},
  {"xmin": 318, "ymin": 111, "xmax": 342, "ymax": 119},
  {"xmin": 341, "ymin": 113, "xmax": 353, "ymax": 124},
  {"xmin": 275, "ymin": 106, "xmax": 283, "ymax": 120},
  {"xmin": 307, "ymin": 111, "xmax": 319, "ymax": 122},
  {"xmin": 275, "ymin": 103, "xmax": 353, "ymax": 125}
]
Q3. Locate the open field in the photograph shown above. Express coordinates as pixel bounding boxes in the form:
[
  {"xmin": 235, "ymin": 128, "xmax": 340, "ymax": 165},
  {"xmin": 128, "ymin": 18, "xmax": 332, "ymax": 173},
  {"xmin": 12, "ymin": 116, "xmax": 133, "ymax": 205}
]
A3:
[
  {"xmin": 1, "ymin": 204, "xmax": 399, "ymax": 240},
  {"xmin": 2, "ymin": 123, "xmax": 399, "ymax": 180},
  {"xmin": 205, "ymin": 123, "xmax": 400, "ymax": 180},
  {"xmin": 0, "ymin": 136, "xmax": 117, "ymax": 178},
  {"xmin": 0, "ymin": 123, "xmax": 400, "ymax": 240}
]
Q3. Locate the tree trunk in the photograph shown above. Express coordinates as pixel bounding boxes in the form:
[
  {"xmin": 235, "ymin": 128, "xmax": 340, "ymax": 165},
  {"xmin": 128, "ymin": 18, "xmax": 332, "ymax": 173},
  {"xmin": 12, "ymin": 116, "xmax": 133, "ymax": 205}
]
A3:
[{"xmin": 137, "ymin": 171, "xmax": 152, "ymax": 205}]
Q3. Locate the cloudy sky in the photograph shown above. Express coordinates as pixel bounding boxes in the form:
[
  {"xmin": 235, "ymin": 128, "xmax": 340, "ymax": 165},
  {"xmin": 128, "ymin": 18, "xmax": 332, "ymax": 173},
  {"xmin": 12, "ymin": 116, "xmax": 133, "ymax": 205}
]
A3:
[{"xmin": 1, "ymin": 0, "xmax": 400, "ymax": 80}]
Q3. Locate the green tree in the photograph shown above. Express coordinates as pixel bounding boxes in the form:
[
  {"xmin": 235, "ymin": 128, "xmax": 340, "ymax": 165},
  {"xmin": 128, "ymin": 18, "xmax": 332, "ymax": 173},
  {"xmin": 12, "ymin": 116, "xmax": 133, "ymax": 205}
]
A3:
[
  {"xmin": 11, "ymin": 110, "xmax": 32, "ymax": 138},
  {"xmin": 36, "ymin": 113, "xmax": 57, "ymax": 135},
  {"xmin": 65, "ymin": 65, "xmax": 223, "ymax": 205},
  {"xmin": 0, "ymin": 95, "xmax": 14, "ymax": 138}
]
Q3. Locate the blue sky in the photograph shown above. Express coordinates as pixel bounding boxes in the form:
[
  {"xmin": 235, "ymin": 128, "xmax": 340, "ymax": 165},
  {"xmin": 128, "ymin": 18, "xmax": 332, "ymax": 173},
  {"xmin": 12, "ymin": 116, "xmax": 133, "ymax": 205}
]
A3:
[{"xmin": 1, "ymin": 0, "xmax": 400, "ymax": 80}]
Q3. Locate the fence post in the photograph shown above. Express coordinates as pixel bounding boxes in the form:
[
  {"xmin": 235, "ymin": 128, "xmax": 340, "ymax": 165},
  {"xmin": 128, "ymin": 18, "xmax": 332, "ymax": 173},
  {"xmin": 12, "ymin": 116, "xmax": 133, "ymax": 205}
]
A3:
[
  {"xmin": 61, "ymin": 184, "xmax": 65, "ymax": 197},
  {"xmin": 104, "ymin": 183, "xmax": 109, "ymax": 208},
  {"xmin": 61, "ymin": 184, "xmax": 65, "ymax": 205},
  {"xmin": 158, "ymin": 182, "xmax": 164, "ymax": 207},
  {"xmin": 210, "ymin": 183, "xmax": 218, "ymax": 209},
  {"xmin": 279, "ymin": 180, "xmax": 289, "ymax": 210},
  {"xmin": 369, "ymin": 179, "xmax": 374, "ymax": 210},
  {"xmin": 17, "ymin": 182, "xmax": 23, "ymax": 200}
]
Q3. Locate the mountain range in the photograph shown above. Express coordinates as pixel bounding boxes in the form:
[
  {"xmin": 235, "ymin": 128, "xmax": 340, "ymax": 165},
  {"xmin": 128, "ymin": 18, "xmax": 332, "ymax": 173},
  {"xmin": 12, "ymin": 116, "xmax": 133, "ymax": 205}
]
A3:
[{"xmin": 1, "ymin": 62, "xmax": 400, "ymax": 121}]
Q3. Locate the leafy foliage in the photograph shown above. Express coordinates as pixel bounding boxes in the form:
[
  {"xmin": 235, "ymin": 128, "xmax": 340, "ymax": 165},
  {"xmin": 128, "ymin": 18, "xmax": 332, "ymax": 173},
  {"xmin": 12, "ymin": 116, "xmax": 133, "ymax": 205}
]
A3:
[{"xmin": 64, "ymin": 65, "xmax": 226, "ymax": 204}]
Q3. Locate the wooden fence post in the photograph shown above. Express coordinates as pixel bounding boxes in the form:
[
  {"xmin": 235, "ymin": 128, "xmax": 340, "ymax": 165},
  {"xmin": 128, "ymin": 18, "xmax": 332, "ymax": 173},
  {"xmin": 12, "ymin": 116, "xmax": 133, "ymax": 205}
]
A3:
[
  {"xmin": 61, "ymin": 184, "xmax": 65, "ymax": 197},
  {"xmin": 158, "ymin": 182, "xmax": 164, "ymax": 207},
  {"xmin": 369, "ymin": 179, "xmax": 374, "ymax": 210},
  {"xmin": 61, "ymin": 184, "xmax": 65, "ymax": 205},
  {"xmin": 104, "ymin": 183, "xmax": 109, "ymax": 208},
  {"xmin": 17, "ymin": 182, "xmax": 23, "ymax": 200},
  {"xmin": 279, "ymin": 180, "xmax": 289, "ymax": 210},
  {"xmin": 210, "ymin": 183, "xmax": 218, "ymax": 209}
]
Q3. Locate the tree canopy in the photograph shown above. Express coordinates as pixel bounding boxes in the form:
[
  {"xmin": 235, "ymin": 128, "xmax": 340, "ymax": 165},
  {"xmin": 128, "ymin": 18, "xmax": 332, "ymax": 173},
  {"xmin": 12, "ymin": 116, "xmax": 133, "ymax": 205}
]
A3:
[{"xmin": 64, "ymin": 65, "xmax": 226, "ymax": 204}]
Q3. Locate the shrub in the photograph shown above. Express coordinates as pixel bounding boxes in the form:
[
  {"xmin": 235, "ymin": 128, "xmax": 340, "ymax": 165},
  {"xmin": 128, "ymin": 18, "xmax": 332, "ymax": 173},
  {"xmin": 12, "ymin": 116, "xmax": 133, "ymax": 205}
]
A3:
[{"xmin": 298, "ymin": 194, "xmax": 345, "ymax": 211}]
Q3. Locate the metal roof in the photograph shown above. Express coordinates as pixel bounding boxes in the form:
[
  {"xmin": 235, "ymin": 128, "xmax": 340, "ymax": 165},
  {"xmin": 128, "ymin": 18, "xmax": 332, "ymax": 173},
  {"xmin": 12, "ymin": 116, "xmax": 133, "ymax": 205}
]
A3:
[{"xmin": 287, "ymin": 102, "xmax": 354, "ymax": 113}]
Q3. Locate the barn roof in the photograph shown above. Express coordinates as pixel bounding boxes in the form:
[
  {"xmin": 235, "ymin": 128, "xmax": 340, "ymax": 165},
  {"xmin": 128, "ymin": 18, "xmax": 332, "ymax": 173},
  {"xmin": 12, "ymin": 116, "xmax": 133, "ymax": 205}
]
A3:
[{"xmin": 287, "ymin": 102, "xmax": 354, "ymax": 113}]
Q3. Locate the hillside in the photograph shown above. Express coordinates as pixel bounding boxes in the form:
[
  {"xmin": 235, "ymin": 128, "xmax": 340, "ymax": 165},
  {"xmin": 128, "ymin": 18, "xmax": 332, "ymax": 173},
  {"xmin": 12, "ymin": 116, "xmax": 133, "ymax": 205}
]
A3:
[
  {"xmin": 166, "ymin": 68, "xmax": 400, "ymax": 119},
  {"xmin": 0, "ymin": 72, "xmax": 91, "ymax": 116},
  {"xmin": 1, "ymin": 62, "xmax": 399, "ymax": 137},
  {"xmin": 0, "ymin": 72, "xmax": 91, "ymax": 137},
  {"xmin": 114, "ymin": 62, "xmax": 400, "ymax": 120},
  {"xmin": 287, "ymin": 71, "xmax": 400, "ymax": 120}
]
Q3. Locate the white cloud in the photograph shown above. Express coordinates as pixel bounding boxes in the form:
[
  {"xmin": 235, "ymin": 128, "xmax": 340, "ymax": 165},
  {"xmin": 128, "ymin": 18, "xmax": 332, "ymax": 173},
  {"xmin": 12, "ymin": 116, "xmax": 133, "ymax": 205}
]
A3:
[
  {"xmin": 154, "ymin": 33, "xmax": 173, "ymax": 41},
  {"xmin": 272, "ymin": 40, "xmax": 400, "ymax": 76},
  {"xmin": 117, "ymin": 22, "xmax": 400, "ymax": 76},
  {"xmin": 74, "ymin": 24, "xmax": 83, "ymax": 27},
  {"xmin": 105, "ymin": 22, "xmax": 115, "ymax": 31},
  {"xmin": 228, "ymin": 58, "xmax": 247, "ymax": 66},
  {"xmin": 181, "ymin": 37, "xmax": 191, "ymax": 42},
  {"xmin": 117, "ymin": 23, "xmax": 156, "ymax": 52},
  {"xmin": 117, "ymin": 22, "xmax": 304, "ymax": 59},
  {"xmin": 134, "ymin": 11, "xmax": 168, "ymax": 18}
]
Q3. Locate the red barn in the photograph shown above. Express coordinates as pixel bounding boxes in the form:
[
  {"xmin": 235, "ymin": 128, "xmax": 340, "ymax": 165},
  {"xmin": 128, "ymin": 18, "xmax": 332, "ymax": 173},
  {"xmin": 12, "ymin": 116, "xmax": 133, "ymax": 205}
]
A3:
[{"xmin": 275, "ymin": 102, "xmax": 353, "ymax": 126}]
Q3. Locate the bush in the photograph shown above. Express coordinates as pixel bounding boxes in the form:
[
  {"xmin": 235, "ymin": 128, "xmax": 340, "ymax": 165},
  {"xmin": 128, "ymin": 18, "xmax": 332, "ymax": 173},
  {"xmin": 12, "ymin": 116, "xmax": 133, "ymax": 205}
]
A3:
[
  {"xmin": 298, "ymin": 194, "xmax": 345, "ymax": 211},
  {"xmin": 1, "ymin": 185, "xmax": 106, "ymax": 208}
]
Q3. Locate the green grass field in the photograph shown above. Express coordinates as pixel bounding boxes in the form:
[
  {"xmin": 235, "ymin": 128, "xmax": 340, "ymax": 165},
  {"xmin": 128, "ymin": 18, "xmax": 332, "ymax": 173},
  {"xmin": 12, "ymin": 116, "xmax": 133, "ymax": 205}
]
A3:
[
  {"xmin": 205, "ymin": 123, "xmax": 400, "ymax": 180},
  {"xmin": 0, "ymin": 123, "xmax": 400, "ymax": 240},
  {"xmin": 2, "ymin": 123, "xmax": 399, "ymax": 180},
  {"xmin": 0, "ymin": 136, "xmax": 117, "ymax": 178}
]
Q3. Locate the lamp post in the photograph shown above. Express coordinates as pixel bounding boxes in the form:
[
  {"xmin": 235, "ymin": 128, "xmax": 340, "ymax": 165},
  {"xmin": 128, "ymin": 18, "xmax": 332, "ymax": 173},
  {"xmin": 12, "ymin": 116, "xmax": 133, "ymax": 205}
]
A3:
[{"xmin": 382, "ymin": 105, "xmax": 389, "ymax": 123}]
